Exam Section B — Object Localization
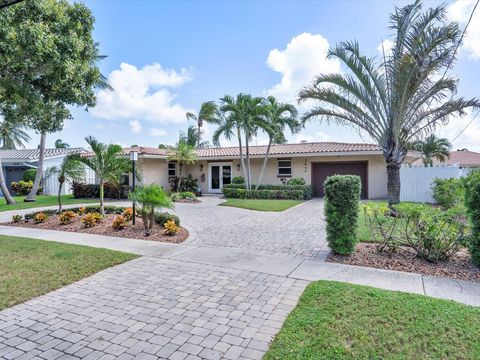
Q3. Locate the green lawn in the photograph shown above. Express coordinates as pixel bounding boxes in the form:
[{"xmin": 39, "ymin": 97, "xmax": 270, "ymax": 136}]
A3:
[
  {"xmin": 0, "ymin": 235, "xmax": 137, "ymax": 310},
  {"xmin": 0, "ymin": 195, "xmax": 99, "ymax": 212},
  {"xmin": 220, "ymin": 198, "xmax": 303, "ymax": 212},
  {"xmin": 265, "ymin": 281, "xmax": 480, "ymax": 359}
]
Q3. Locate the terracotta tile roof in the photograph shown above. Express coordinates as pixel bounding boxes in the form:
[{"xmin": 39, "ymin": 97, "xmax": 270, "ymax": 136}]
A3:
[
  {"xmin": 412, "ymin": 150, "xmax": 480, "ymax": 168},
  {"xmin": 0, "ymin": 148, "xmax": 85, "ymax": 162},
  {"xmin": 194, "ymin": 142, "xmax": 381, "ymax": 158},
  {"xmin": 120, "ymin": 142, "xmax": 382, "ymax": 159}
]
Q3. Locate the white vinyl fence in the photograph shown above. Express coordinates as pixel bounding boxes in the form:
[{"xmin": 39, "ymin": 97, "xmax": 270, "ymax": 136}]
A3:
[
  {"xmin": 400, "ymin": 164, "xmax": 470, "ymax": 203},
  {"xmin": 42, "ymin": 166, "xmax": 96, "ymax": 196}
]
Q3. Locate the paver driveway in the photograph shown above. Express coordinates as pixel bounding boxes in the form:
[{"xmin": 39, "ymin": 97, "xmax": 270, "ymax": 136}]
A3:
[{"xmin": 0, "ymin": 197, "xmax": 325, "ymax": 359}]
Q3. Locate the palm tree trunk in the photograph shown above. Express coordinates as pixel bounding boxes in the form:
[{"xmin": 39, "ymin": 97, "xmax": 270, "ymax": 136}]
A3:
[
  {"xmin": 0, "ymin": 159, "xmax": 16, "ymax": 205},
  {"xmin": 99, "ymin": 180, "xmax": 105, "ymax": 216},
  {"xmin": 256, "ymin": 139, "xmax": 272, "ymax": 190},
  {"xmin": 245, "ymin": 133, "xmax": 252, "ymax": 190},
  {"xmin": 58, "ymin": 180, "xmax": 64, "ymax": 213},
  {"xmin": 386, "ymin": 161, "xmax": 401, "ymax": 206},
  {"xmin": 141, "ymin": 208, "xmax": 150, "ymax": 236},
  {"xmin": 198, "ymin": 123, "xmax": 201, "ymax": 149},
  {"xmin": 236, "ymin": 127, "xmax": 247, "ymax": 185},
  {"xmin": 177, "ymin": 163, "xmax": 183, "ymax": 192},
  {"xmin": 26, "ymin": 132, "xmax": 46, "ymax": 201}
]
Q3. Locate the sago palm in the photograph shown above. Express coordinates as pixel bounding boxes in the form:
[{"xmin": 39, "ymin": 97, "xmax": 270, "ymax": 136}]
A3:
[
  {"xmin": 73, "ymin": 136, "xmax": 131, "ymax": 215},
  {"xmin": 186, "ymin": 101, "xmax": 219, "ymax": 148},
  {"xmin": 256, "ymin": 96, "xmax": 300, "ymax": 189},
  {"xmin": 46, "ymin": 155, "xmax": 84, "ymax": 212},
  {"xmin": 299, "ymin": 0, "xmax": 480, "ymax": 205},
  {"xmin": 409, "ymin": 134, "xmax": 451, "ymax": 167}
]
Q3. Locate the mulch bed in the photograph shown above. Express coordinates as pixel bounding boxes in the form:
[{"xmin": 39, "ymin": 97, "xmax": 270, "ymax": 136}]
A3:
[
  {"xmin": 327, "ymin": 242, "xmax": 480, "ymax": 283},
  {"xmin": 6, "ymin": 214, "xmax": 188, "ymax": 244}
]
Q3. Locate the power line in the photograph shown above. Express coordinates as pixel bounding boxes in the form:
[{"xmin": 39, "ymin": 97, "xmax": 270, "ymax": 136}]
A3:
[
  {"xmin": 451, "ymin": 110, "xmax": 480, "ymax": 142},
  {"xmin": 0, "ymin": 0, "xmax": 24, "ymax": 10}
]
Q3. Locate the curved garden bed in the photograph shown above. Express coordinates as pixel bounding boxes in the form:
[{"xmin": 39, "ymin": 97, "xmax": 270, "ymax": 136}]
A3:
[{"xmin": 5, "ymin": 207, "xmax": 188, "ymax": 244}]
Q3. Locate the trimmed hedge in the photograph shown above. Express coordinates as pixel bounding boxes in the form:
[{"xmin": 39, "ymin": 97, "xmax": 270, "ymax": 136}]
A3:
[
  {"xmin": 223, "ymin": 183, "xmax": 314, "ymax": 200},
  {"xmin": 72, "ymin": 181, "xmax": 129, "ymax": 199},
  {"xmin": 464, "ymin": 170, "xmax": 480, "ymax": 267},
  {"xmin": 154, "ymin": 212, "xmax": 180, "ymax": 226},
  {"xmin": 223, "ymin": 187, "xmax": 305, "ymax": 200},
  {"xmin": 324, "ymin": 175, "xmax": 361, "ymax": 255}
]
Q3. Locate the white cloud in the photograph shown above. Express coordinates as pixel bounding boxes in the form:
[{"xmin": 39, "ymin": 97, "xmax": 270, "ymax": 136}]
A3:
[
  {"xmin": 129, "ymin": 120, "xmax": 142, "ymax": 134},
  {"xmin": 437, "ymin": 110, "xmax": 480, "ymax": 152},
  {"xmin": 377, "ymin": 39, "xmax": 394, "ymax": 57},
  {"xmin": 150, "ymin": 128, "xmax": 167, "ymax": 137},
  {"xmin": 292, "ymin": 131, "xmax": 332, "ymax": 143},
  {"xmin": 92, "ymin": 62, "xmax": 193, "ymax": 123},
  {"xmin": 265, "ymin": 32, "xmax": 341, "ymax": 104},
  {"xmin": 447, "ymin": 0, "xmax": 480, "ymax": 59}
]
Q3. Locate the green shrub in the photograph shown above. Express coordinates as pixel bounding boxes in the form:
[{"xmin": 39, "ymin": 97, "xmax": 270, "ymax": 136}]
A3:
[
  {"xmin": 432, "ymin": 178, "xmax": 464, "ymax": 208},
  {"xmin": 12, "ymin": 214, "xmax": 23, "ymax": 223},
  {"xmin": 154, "ymin": 212, "xmax": 180, "ymax": 226},
  {"xmin": 287, "ymin": 177, "xmax": 306, "ymax": 186},
  {"xmin": 22, "ymin": 169, "xmax": 36, "ymax": 182},
  {"xmin": 232, "ymin": 176, "xmax": 245, "ymax": 184},
  {"xmin": 464, "ymin": 170, "xmax": 480, "ymax": 267},
  {"xmin": 324, "ymin": 175, "xmax": 361, "ymax": 255},
  {"xmin": 363, "ymin": 202, "xmax": 468, "ymax": 262},
  {"xmin": 223, "ymin": 184, "xmax": 314, "ymax": 200}
]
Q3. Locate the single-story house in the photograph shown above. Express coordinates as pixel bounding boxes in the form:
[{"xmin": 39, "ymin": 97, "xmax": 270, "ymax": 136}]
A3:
[
  {"xmin": 411, "ymin": 149, "xmax": 480, "ymax": 169},
  {"xmin": 126, "ymin": 141, "xmax": 415, "ymax": 200},
  {"xmin": 0, "ymin": 148, "xmax": 90, "ymax": 196}
]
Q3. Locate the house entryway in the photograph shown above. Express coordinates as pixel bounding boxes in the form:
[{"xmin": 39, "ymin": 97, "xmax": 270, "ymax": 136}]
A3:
[{"xmin": 208, "ymin": 162, "xmax": 232, "ymax": 193}]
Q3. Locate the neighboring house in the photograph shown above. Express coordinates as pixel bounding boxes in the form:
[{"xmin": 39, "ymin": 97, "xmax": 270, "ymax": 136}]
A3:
[
  {"xmin": 126, "ymin": 142, "xmax": 417, "ymax": 200},
  {"xmin": 0, "ymin": 148, "xmax": 91, "ymax": 196},
  {"xmin": 411, "ymin": 149, "xmax": 480, "ymax": 169}
]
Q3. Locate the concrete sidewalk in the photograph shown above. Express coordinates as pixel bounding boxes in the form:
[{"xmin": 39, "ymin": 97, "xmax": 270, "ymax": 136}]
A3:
[{"xmin": 0, "ymin": 225, "xmax": 479, "ymax": 306}]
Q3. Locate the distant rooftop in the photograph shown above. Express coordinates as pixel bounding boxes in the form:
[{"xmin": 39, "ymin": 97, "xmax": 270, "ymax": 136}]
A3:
[{"xmin": 0, "ymin": 148, "xmax": 85, "ymax": 162}]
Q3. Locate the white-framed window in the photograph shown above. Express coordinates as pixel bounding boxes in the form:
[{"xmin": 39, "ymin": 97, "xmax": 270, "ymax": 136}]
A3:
[
  {"xmin": 168, "ymin": 162, "xmax": 177, "ymax": 177},
  {"xmin": 277, "ymin": 159, "xmax": 292, "ymax": 177}
]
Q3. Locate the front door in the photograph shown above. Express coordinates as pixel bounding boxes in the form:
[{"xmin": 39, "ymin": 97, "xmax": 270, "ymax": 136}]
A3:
[{"xmin": 208, "ymin": 163, "xmax": 232, "ymax": 193}]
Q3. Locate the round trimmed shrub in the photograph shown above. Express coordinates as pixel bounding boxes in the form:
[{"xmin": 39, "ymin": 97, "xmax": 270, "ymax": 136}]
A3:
[
  {"xmin": 232, "ymin": 176, "xmax": 245, "ymax": 184},
  {"xmin": 324, "ymin": 175, "xmax": 361, "ymax": 255}
]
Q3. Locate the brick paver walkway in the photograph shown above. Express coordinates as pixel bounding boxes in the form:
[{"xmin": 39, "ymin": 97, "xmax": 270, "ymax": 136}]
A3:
[{"xmin": 0, "ymin": 197, "xmax": 322, "ymax": 359}]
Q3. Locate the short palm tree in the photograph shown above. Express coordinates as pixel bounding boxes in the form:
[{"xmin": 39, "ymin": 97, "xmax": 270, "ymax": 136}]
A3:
[
  {"xmin": 186, "ymin": 101, "xmax": 219, "ymax": 148},
  {"xmin": 46, "ymin": 155, "xmax": 84, "ymax": 212},
  {"xmin": 409, "ymin": 134, "xmax": 451, "ymax": 167},
  {"xmin": 256, "ymin": 96, "xmax": 300, "ymax": 189},
  {"xmin": 129, "ymin": 184, "xmax": 173, "ymax": 236},
  {"xmin": 299, "ymin": 1, "xmax": 480, "ymax": 205},
  {"xmin": 0, "ymin": 115, "xmax": 30, "ymax": 205},
  {"xmin": 73, "ymin": 136, "xmax": 131, "ymax": 215},
  {"xmin": 54, "ymin": 139, "xmax": 70, "ymax": 149},
  {"xmin": 168, "ymin": 138, "xmax": 198, "ymax": 191}
]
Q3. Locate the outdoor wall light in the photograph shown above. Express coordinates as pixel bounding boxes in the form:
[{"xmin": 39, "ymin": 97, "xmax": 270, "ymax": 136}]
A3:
[
  {"xmin": 200, "ymin": 164, "xmax": 203, "ymax": 171},
  {"xmin": 236, "ymin": 163, "xmax": 241, "ymax": 171}
]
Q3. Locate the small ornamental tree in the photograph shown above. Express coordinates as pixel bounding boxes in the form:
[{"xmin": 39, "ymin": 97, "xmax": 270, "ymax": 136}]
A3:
[
  {"xmin": 464, "ymin": 170, "xmax": 480, "ymax": 267},
  {"xmin": 324, "ymin": 175, "xmax": 361, "ymax": 255},
  {"xmin": 129, "ymin": 185, "xmax": 174, "ymax": 236}
]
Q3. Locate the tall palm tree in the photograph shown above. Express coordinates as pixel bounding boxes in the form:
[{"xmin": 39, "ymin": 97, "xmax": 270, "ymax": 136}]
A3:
[
  {"xmin": 299, "ymin": 1, "xmax": 480, "ymax": 205},
  {"xmin": 256, "ymin": 97, "xmax": 300, "ymax": 189},
  {"xmin": 180, "ymin": 125, "xmax": 209, "ymax": 148},
  {"xmin": 409, "ymin": 134, "xmax": 451, "ymax": 167},
  {"xmin": 186, "ymin": 101, "xmax": 219, "ymax": 148},
  {"xmin": 72, "ymin": 136, "xmax": 131, "ymax": 215},
  {"xmin": 168, "ymin": 138, "xmax": 198, "ymax": 191},
  {"xmin": 54, "ymin": 139, "xmax": 70, "ymax": 149},
  {"xmin": 46, "ymin": 155, "xmax": 84, "ymax": 212},
  {"xmin": 213, "ymin": 94, "xmax": 264, "ymax": 189}
]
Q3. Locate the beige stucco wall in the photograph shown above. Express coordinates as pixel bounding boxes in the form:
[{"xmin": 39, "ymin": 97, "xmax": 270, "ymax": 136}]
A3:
[
  {"xmin": 138, "ymin": 157, "xmax": 170, "ymax": 189},
  {"xmin": 138, "ymin": 154, "xmax": 388, "ymax": 199}
]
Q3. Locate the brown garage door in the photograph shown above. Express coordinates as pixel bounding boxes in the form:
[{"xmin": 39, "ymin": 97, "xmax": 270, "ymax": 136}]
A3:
[{"xmin": 311, "ymin": 162, "xmax": 368, "ymax": 199}]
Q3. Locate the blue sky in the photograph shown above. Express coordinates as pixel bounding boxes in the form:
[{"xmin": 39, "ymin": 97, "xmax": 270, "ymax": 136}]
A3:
[{"xmin": 29, "ymin": 0, "xmax": 480, "ymax": 151}]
